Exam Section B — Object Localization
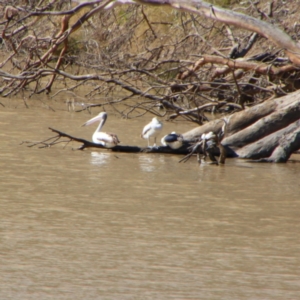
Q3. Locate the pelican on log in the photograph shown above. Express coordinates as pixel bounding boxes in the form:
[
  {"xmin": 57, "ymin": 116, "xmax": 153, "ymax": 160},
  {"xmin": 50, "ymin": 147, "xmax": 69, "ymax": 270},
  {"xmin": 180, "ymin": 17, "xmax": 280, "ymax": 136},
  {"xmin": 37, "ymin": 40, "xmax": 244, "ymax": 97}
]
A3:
[
  {"xmin": 141, "ymin": 117, "xmax": 163, "ymax": 147},
  {"xmin": 82, "ymin": 112, "xmax": 120, "ymax": 148},
  {"xmin": 161, "ymin": 132, "xmax": 184, "ymax": 149}
]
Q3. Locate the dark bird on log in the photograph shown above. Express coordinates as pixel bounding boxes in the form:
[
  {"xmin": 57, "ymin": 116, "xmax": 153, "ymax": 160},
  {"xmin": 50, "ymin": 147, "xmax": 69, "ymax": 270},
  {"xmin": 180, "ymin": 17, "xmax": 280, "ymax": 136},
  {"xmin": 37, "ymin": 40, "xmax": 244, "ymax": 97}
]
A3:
[{"xmin": 161, "ymin": 132, "xmax": 184, "ymax": 149}]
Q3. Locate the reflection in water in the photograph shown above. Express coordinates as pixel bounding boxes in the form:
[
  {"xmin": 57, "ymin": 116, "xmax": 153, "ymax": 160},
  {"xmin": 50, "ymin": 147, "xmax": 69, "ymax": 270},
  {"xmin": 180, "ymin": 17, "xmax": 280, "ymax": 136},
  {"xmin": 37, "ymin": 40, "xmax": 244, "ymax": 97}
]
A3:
[
  {"xmin": 90, "ymin": 151, "xmax": 110, "ymax": 166},
  {"xmin": 138, "ymin": 154, "xmax": 166, "ymax": 173},
  {"xmin": 139, "ymin": 154, "xmax": 155, "ymax": 172},
  {"xmin": 0, "ymin": 106, "xmax": 300, "ymax": 300}
]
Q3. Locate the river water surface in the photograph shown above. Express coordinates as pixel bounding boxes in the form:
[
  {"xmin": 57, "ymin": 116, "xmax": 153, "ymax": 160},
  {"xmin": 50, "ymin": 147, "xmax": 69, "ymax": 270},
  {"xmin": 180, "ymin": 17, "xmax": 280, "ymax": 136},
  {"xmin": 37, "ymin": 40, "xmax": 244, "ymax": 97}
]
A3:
[{"xmin": 1, "ymin": 100, "xmax": 300, "ymax": 299}]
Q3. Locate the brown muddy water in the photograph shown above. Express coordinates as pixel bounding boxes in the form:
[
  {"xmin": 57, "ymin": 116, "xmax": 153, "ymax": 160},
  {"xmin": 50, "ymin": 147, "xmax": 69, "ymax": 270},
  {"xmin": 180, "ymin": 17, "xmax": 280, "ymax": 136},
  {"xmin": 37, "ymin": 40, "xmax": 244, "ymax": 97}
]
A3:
[{"xmin": 0, "ymin": 99, "xmax": 300, "ymax": 300}]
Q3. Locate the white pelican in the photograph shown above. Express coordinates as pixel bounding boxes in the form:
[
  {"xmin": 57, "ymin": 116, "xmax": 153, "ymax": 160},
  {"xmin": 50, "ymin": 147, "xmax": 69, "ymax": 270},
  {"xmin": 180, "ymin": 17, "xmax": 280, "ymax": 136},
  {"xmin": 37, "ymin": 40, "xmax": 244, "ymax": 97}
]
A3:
[
  {"xmin": 141, "ymin": 117, "xmax": 163, "ymax": 147},
  {"xmin": 82, "ymin": 112, "xmax": 120, "ymax": 148},
  {"xmin": 161, "ymin": 132, "xmax": 183, "ymax": 149}
]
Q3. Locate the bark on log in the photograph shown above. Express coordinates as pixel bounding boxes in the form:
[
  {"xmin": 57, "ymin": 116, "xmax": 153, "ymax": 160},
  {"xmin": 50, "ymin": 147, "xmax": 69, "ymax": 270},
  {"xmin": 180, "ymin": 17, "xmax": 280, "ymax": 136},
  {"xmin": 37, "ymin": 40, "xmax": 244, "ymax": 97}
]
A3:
[{"xmin": 235, "ymin": 120, "xmax": 300, "ymax": 161}]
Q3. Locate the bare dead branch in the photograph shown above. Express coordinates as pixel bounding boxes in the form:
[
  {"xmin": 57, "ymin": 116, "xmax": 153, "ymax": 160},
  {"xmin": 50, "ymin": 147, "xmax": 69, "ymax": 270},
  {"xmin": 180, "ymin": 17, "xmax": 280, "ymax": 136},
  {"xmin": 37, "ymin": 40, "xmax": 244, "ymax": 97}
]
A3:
[{"xmin": 178, "ymin": 55, "xmax": 298, "ymax": 81}]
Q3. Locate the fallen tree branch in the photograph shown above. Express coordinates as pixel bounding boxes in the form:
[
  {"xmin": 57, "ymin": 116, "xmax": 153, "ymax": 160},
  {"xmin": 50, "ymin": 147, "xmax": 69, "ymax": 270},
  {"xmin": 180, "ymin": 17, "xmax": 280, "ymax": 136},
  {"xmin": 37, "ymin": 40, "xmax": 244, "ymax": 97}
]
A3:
[{"xmin": 23, "ymin": 127, "xmax": 191, "ymax": 154}]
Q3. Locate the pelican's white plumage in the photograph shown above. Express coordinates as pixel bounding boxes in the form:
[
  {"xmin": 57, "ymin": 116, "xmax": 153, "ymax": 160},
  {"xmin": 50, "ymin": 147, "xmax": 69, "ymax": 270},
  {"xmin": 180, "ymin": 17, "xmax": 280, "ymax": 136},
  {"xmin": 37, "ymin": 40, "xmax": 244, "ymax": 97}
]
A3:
[
  {"xmin": 82, "ymin": 112, "xmax": 120, "ymax": 148},
  {"xmin": 141, "ymin": 117, "xmax": 163, "ymax": 147},
  {"xmin": 161, "ymin": 132, "xmax": 183, "ymax": 149}
]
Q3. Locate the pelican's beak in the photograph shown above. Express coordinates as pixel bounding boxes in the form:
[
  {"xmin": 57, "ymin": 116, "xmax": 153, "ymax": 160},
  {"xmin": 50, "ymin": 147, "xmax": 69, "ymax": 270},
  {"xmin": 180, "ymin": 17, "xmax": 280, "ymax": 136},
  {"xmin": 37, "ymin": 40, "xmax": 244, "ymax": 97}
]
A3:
[{"xmin": 81, "ymin": 113, "xmax": 106, "ymax": 127}]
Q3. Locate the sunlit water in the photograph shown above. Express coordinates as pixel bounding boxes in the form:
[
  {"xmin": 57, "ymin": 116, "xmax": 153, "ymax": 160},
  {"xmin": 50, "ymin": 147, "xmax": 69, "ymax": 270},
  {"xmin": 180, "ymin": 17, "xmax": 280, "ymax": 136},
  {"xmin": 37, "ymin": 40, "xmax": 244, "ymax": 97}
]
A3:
[{"xmin": 0, "ymin": 101, "xmax": 300, "ymax": 299}]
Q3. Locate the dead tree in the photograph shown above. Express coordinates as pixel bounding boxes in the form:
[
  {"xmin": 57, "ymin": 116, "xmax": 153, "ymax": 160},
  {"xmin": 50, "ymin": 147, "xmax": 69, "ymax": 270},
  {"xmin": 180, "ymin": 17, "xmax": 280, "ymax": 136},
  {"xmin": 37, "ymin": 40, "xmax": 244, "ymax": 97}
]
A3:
[{"xmin": 1, "ymin": 0, "xmax": 300, "ymax": 107}]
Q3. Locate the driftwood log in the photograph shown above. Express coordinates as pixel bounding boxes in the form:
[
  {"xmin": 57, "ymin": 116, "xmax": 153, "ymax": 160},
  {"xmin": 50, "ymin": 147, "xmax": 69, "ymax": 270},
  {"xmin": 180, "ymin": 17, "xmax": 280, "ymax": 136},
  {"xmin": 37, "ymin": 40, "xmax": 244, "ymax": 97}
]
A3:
[{"xmin": 183, "ymin": 90, "xmax": 300, "ymax": 162}]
